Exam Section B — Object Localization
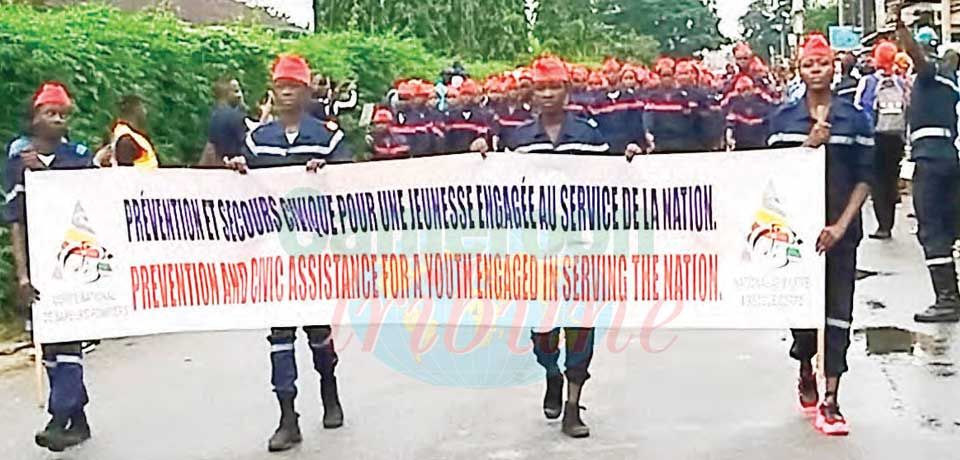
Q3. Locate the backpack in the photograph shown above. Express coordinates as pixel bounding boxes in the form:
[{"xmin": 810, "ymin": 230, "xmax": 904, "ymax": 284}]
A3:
[{"xmin": 873, "ymin": 75, "xmax": 907, "ymax": 134}]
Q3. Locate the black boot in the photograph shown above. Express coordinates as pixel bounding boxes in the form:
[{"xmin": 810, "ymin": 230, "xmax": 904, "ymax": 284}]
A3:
[
  {"xmin": 543, "ymin": 374, "xmax": 564, "ymax": 419},
  {"xmin": 321, "ymin": 376, "xmax": 344, "ymax": 429},
  {"xmin": 267, "ymin": 397, "xmax": 302, "ymax": 452},
  {"xmin": 38, "ymin": 414, "xmax": 89, "ymax": 452},
  {"xmin": 561, "ymin": 401, "xmax": 590, "ymax": 438},
  {"xmin": 34, "ymin": 415, "xmax": 67, "ymax": 450},
  {"xmin": 67, "ymin": 410, "xmax": 92, "ymax": 443},
  {"xmin": 915, "ymin": 264, "xmax": 960, "ymax": 323}
]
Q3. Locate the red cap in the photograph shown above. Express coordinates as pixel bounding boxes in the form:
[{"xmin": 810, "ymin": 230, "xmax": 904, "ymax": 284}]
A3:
[
  {"xmin": 397, "ymin": 80, "xmax": 415, "ymax": 100},
  {"xmin": 733, "ymin": 42, "xmax": 753, "ymax": 56},
  {"xmin": 675, "ymin": 60, "xmax": 700, "ymax": 77},
  {"xmin": 272, "ymin": 54, "xmax": 311, "ymax": 85},
  {"xmin": 874, "ymin": 41, "xmax": 898, "ymax": 70},
  {"xmin": 483, "ymin": 77, "xmax": 500, "ymax": 94},
  {"xmin": 413, "ymin": 80, "xmax": 434, "ymax": 98},
  {"xmin": 458, "ymin": 79, "xmax": 481, "ymax": 96},
  {"xmin": 372, "ymin": 107, "xmax": 393, "ymax": 124},
  {"xmin": 587, "ymin": 71, "xmax": 608, "ymax": 87},
  {"xmin": 655, "ymin": 57, "xmax": 676, "ymax": 75},
  {"xmin": 620, "ymin": 66, "xmax": 640, "ymax": 81},
  {"xmin": 571, "ymin": 66, "xmax": 590, "ymax": 83},
  {"xmin": 699, "ymin": 71, "xmax": 716, "ymax": 88},
  {"xmin": 800, "ymin": 33, "xmax": 834, "ymax": 61},
  {"xmin": 531, "ymin": 56, "xmax": 569, "ymax": 84},
  {"xmin": 644, "ymin": 73, "xmax": 661, "ymax": 88},
  {"xmin": 733, "ymin": 75, "xmax": 755, "ymax": 92},
  {"xmin": 33, "ymin": 82, "xmax": 72, "ymax": 108},
  {"xmin": 602, "ymin": 58, "xmax": 622, "ymax": 74}
]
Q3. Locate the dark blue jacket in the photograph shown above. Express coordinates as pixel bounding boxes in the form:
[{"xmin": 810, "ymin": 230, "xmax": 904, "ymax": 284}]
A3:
[
  {"xmin": 242, "ymin": 116, "xmax": 351, "ymax": 167},
  {"xmin": 767, "ymin": 95, "xmax": 875, "ymax": 249},
  {"xmin": 4, "ymin": 137, "xmax": 92, "ymax": 225},
  {"xmin": 505, "ymin": 112, "xmax": 609, "ymax": 154}
]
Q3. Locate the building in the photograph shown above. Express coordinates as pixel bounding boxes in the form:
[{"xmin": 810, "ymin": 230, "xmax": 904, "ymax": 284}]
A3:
[{"xmin": 841, "ymin": 0, "xmax": 959, "ymax": 45}]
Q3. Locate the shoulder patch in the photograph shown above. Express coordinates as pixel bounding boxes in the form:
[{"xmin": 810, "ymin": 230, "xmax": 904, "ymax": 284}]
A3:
[
  {"xmin": 325, "ymin": 120, "xmax": 340, "ymax": 132},
  {"xmin": 583, "ymin": 118, "xmax": 599, "ymax": 128},
  {"xmin": 75, "ymin": 143, "xmax": 89, "ymax": 156}
]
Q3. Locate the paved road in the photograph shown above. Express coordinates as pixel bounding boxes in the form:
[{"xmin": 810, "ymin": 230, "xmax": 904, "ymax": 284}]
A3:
[{"xmin": 0, "ymin": 198, "xmax": 957, "ymax": 460}]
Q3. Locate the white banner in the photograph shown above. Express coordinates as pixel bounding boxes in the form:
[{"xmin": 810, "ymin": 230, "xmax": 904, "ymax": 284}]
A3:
[{"xmin": 26, "ymin": 149, "xmax": 825, "ymax": 343}]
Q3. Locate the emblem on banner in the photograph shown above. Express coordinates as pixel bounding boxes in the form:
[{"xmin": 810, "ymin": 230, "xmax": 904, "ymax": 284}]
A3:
[
  {"xmin": 745, "ymin": 182, "xmax": 803, "ymax": 269},
  {"xmin": 53, "ymin": 202, "xmax": 114, "ymax": 284}
]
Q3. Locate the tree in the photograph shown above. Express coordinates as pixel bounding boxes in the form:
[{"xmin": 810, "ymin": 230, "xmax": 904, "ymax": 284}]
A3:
[
  {"xmin": 740, "ymin": 0, "xmax": 791, "ymax": 61},
  {"xmin": 804, "ymin": 1, "xmax": 838, "ymax": 34},
  {"xmin": 609, "ymin": 0, "xmax": 724, "ymax": 56},
  {"xmin": 312, "ymin": 0, "xmax": 661, "ymax": 63}
]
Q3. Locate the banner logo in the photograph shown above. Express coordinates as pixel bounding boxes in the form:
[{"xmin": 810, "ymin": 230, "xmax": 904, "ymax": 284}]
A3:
[{"xmin": 53, "ymin": 202, "xmax": 114, "ymax": 284}]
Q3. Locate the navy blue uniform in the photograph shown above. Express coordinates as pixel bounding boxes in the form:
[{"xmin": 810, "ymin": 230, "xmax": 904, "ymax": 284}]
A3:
[
  {"xmin": 241, "ymin": 117, "xmax": 347, "ymax": 402},
  {"xmin": 590, "ymin": 89, "xmax": 647, "ymax": 153},
  {"xmin": 505, "ymin": 112, "xmax": 610, "ymax": 155},
  {"xmin": 724, "ymin": 93, "xmax": 773, "ymax": 150},
  {"xmin": 443, "ymin": 104, "xmax": 492, "ymax": 154},
  {"xmin": 504, "ymin": 112, "xmax": 603, "ymax": 385},
  {"xmin": 492, "ymin": 102, "xmax": 534, "ymax": 150},
  {"xmin": 768, "ymin": 95, "xmax": 874, "ymax": 377},
  {"xmin": 3, "ymin": 136, "xmax": 93, "ymax": 424},
  {"xmin": 908, "ymin": 61, "xmax": 960, "ymax": 313},
  {"xmin": 699, "ymin": 88, "xmax": 726, "ymax": 150},
  {"xmin": 644, "ymin": 87, "xmax": 704, "ymax": 153},
  {"xmin": 834, "ymin": 74, "xmax": 859, "ymax": 103},
  {"xmin": 208, "ymin": 104, "xmax": 248, "ymax": 161},
  {"xmin": 391, "ymin": 106, "xmax": 442, "ymax": 156},
  {"xmin": 242, "ymin": 116, "xmax": 351, "ymax": 166}
]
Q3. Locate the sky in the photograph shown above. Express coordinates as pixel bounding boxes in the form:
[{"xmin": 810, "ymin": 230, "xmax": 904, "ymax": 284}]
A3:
[{"xmin": 240, "ymin": 0, "xmax": 751, "ymax": 39}]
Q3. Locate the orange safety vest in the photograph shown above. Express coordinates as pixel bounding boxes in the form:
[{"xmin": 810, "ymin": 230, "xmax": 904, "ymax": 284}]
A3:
[{"xmin": 111, "ymin": 121, "xmax": 158, "ymax": 169}]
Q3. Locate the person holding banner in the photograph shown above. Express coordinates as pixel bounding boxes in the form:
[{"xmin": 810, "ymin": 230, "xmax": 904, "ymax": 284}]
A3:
[
  {"xmin": 767, "ymin": 33, "xmax": 874, "ymax": 436},
  {"xmin": 4, "ymin": 83, "xmax": 94, "ymax": 452},
  {"xmin": 490, "ymin": 55, "xmax": 635, "ymax": 439},
  {"xmin": 225, "ymin": 53, "xmax": 348, "ymax": 453}
]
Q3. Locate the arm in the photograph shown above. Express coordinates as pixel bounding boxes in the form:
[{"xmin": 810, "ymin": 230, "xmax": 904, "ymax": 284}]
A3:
[
  {"xmin": 895, "ymin": 7, "xmax": 931, "ymax": 74},
  {"xmin": 10, "ymin": 222, "xmax": 29, "ymax": 285}
]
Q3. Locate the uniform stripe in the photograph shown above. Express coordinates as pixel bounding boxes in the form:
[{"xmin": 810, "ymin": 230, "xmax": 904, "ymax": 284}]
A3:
[
  {"xmin": 555, "ymin": 142, "xmax": 610, "ymax": 153},
  {"xmin": 910, "ymin": 127, "xmax": 953, "ymax": 143},
  {"xmin": 767, "ymin": 133, "xmax": 809, "ymax": 145},
  {"xmin": 826, "ymin": 318, "xmax": 851, "ymax": 330},
  {"xmin": 925, "ymin": 257, "xmax": 954, "ymax": 266},
  {"xmin": 270, "ymin": 343, "xmax": 295, "ymax": 353},
  {"xmin": 56, "ymin": 355, "xmax": 82, "ymax": 364},
  {"xmin": 247, "ymin": 130, "xmax": 344, "ymax": 157},
  {"xmin": 309, "ymin": 336, "xmax": 333, "ymax": 348},
  {"xmin": 4, "ymin": 184, "xmax": 24, "ymax": 204},
  {"xmin": 934, "ymin": 75, "xmax": 959, "ymax": 92},
  {"xmin": 514, "ymin": 143, "xmax": 556, "ymax": 153},
  {"xmin": 726, "ymin": 113, "xmax": 765, "ymax": 125},
  {"xmin": 43, "ymin": 360, "xmax": 57, "ymax": 369}
]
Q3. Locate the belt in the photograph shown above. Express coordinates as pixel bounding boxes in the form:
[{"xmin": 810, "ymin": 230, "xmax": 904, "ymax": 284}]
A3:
[{"xmin": 910, "ymin": 127, "xmax": 953, "ymax": 143}]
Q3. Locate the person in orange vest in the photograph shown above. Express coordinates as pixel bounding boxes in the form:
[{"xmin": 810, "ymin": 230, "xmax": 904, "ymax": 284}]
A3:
[
  {"xmin": 97, "ymin": 95, "xmax": 159, "ymax": 169},
  {"xmin": 4, "ymin": 83, "xmax": 95, "ymax": 453}
]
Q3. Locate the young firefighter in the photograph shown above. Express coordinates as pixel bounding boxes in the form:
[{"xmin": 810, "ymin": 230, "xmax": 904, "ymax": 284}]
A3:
[
  {"xmin": 226, "ymin": 54, "xmax": 350, "ymax": 452},
  {"xmin": 646, "ymin": 57, "xmax": 703, "ymax": 153},
  {"xmin": 767, "ymin": 34, "xmax": 874, "ymax": 436},
  {"xmin": 493, "ymin": 56, "xmax": 639, "ymax": 438},
  {"xmin": 368, "ymin": 106, "xmax": 411, "ymax": 160},
  {"xmin": 4, "ymin": 83, "xmax": 94, "ymax": 452},
  {"xmin": 442, "ymin": 79, "xmax": 492, "ymax": 155},
  {"xmin": 893, "ymin": 7, "xmax": 960, "ymax": 323},
  {"xmin": 723, "ymin": 75, "xmax": 774, "ymax": 150}
]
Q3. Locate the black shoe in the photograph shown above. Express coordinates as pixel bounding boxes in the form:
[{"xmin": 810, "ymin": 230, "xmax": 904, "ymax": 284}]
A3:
[
  {"xmin": 914, "ymin": 306, "xmax": 960, "ymax": 323},
  {"xmin": 543, "ymin": 374, "xmax": 564, "ymax": 419},
  {"xmin": 321, "ymin": 377, "xmax": 344, "ymax": 429},
  {"xmin": 869, "ymin": 229, "xmax": 892, "ymax": 240},
  {"xmin": 561, "ymin": 401, "xmax": 590, "ymax": 438},
  {"xmin": 67, "ymin": 410, "xmax": 92, "ymax": 444},
  {"xmin": 268, "ymin": 398, "xmax": 302, "ymax": 452}
]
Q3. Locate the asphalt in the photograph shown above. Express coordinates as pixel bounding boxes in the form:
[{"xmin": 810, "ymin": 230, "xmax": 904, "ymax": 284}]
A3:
[{"xmin": 0, "ymin": 195, "xmax": 957, "ymax": 460}]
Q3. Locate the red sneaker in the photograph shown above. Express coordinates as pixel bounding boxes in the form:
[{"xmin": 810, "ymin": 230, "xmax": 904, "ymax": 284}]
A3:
[
  {"xmin": 797, "ymin": 375, "xmax": 818, "ymax": 413},
  {"xmin": 814, "ymin": 403, "xmax": 849, "ymax": 436}
]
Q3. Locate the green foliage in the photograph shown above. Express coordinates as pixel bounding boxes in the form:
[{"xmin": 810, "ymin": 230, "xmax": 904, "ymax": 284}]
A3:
[
  {"xmin": 740, "ymin": 0, "xmax": 791, "ymax": 61},
  {"xmin": 314, "ymin": 0, "xmax": 664, "ymax": 63},
  {"xmin": 610, "ymin": 0, "xmax": 724, "ymax": 56},
  {"xmin": 804, "ymin": 2, "xmax": 838, "ymax": 34}
]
